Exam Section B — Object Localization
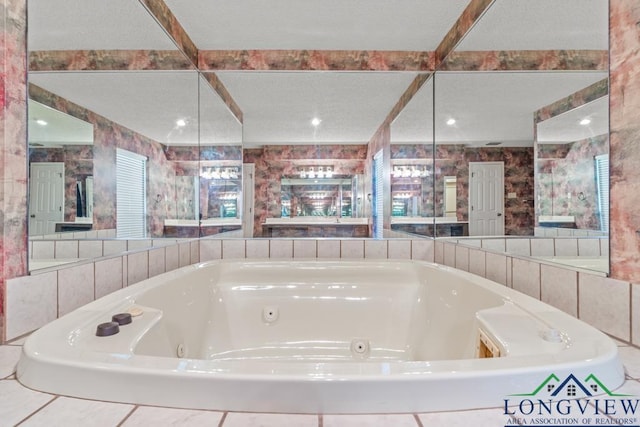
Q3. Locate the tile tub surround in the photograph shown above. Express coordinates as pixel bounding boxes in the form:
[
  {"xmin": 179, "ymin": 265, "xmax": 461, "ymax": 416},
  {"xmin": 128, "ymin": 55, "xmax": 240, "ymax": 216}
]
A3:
[
  {"xmin": 4, "ymin": 239, "xmax": 201, "ymax": 342},
  {"xmin": 2, "ymin": 337, "xmax": 639, "ymax": 424},
  {"xmin": 437, "ymin": 239, "xmax": 639, "ymax": 346},
  {"xmin": 5, "ymin": 238, "xmax": 434, "ymax": 342}
]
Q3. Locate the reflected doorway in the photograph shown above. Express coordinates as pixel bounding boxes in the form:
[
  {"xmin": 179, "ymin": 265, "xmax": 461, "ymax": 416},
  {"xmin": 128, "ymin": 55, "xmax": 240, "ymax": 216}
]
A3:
[
  {"xmin": 469, "ymin": 162, "xmax": 504, "ymax": 236},
  {"xmin": 29, "ymin": 162, "xmax": 64, "ymax": 235}
]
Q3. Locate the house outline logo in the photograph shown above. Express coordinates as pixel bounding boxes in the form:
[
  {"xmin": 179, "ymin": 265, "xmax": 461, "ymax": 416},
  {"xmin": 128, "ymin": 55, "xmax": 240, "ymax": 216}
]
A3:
[{"xmin": 510, "ymin": 373, "xmax": 632, "ymax": 398}]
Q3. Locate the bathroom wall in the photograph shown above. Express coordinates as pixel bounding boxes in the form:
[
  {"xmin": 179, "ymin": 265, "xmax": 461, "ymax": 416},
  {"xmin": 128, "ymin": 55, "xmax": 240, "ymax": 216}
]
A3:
[
  {"xmin": 536, "ymin": 134, "xmax": 608, "ymax": 229},
  {"xmin": 610, "ymin": 0, "xmax": 640, "ymax": 287},
  {"xmin": 29, "ymin": 84, "xmax": 177, "ymax": 237},
  {"xmin": 243, "ymin": 144, "xmax": 368, "ymax": 237},
  {"xmin": 0, "ymin": 0, "xmax": 28, "ymax": 333}
]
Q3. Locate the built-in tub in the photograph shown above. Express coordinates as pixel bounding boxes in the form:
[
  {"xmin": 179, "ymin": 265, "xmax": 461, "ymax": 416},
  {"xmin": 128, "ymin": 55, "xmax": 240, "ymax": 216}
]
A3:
[{"xmin": 17, "ymin": 260, "xmax": 624, "ymax": 414}]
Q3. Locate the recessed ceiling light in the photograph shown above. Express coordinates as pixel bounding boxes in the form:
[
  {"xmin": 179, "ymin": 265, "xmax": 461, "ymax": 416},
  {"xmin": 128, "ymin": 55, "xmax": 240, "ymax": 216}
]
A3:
[
  {"xmin": 311, "ymin": 118, "xmax": 322, "ymax": 127},
  {"xmin": 446, "ymin": 118, "xmax": 456, "ymax": 126},
  {"xmin": 579, "ymin": 118, "xmax": 591, "ymax": 126},
  {"xmin": 36, "ymin": 119, "xmax": 48, "ymax": 126},
  {"xmin": 176, "ymin": 119, "xmax": 187, "ymax": 127}
]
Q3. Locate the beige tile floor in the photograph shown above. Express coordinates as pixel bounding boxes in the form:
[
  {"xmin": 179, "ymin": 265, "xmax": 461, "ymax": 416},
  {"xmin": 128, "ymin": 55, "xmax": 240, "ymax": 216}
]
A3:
[{"xmin": 0, "ymin": 337, "xmax": 638, "ymax": 427}]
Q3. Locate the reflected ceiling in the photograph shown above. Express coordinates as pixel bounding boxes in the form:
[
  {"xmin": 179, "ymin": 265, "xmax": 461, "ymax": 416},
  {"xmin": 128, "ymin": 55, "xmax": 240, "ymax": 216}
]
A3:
[
  {"xmin": 537, "ymin": 96, "xmax": 609, "ymax": 143},
  {"xmin": 27, "ymin": 0, "xmax": 609, "ymax": 148}
]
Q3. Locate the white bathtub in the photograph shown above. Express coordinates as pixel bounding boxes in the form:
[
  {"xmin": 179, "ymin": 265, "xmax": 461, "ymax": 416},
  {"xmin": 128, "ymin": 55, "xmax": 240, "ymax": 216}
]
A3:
[{"xmin": 17, "ymin": 259, "xmax": 623, "ymax": 414}]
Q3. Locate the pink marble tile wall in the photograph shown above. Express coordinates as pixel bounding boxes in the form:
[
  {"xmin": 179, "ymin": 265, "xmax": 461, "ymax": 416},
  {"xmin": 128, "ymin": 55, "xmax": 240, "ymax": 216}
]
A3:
[
  {"xmin": 243, "ymin": 145, "xmax": 368, "ymax": 237},
  {"xmin": 536, "ymin": 135, "xmax": 608, "ymax": 229},
  {"xmin": 0, "ymin": 0, "xmax": 28, "ymax": 326},
  {"xmin": 29, "ymin": 85, "xmax": 176, "ymax": 237},
  {"xmin": 609, "ymin": 0, "xmax": 640, "ymax": 282}
]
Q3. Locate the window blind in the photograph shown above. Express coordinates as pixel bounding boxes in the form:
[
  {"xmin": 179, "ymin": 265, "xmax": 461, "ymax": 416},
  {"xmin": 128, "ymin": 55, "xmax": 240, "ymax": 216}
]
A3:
[
  {"xmin": 373, "ymin": 150, "xmax": 384, "ymax": 239},
  {"xmin": 116, "ymin": 148, "xmax": 147, "ymax": 238},
  {"xmin": 595, "ymin": 154, "xmax": 609, "ymax": 232}
]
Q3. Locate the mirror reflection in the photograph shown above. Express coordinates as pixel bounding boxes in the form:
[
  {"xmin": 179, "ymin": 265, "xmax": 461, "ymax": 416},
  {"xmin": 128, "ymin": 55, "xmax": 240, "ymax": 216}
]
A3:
[
  {"xmin": 389, "ymin": 78, "xmax": 437, "ymax": 237},
  {"xmin": 26, "ymin": 0, "xmax": 611, "ymax": 275},
  {"xmin": 28, "ymin": 99, "xmax": 95, "ymax": 235},
  {"xmin": 535, "ymin": 91, "xmax": 609, "ymax": 236}
]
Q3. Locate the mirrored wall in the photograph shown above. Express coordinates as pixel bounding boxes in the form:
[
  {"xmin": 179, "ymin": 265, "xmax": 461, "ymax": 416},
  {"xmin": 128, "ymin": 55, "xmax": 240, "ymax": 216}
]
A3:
[
  {"xmin": 27, "ymin": 1, "xmax": 242, "ymax": 254},
  {"xmin": 26, "ymin": 0, "xmax": 610, "ymax": 275}
]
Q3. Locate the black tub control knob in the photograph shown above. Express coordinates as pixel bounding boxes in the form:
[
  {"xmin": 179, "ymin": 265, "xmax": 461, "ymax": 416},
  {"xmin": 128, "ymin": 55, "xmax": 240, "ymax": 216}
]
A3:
[
  {"xmin": 96, "ymin": 321, "xmax": 120, "ymax": 337},
  {"xmin": 112, "ymin": 313, "xmax": 132, "ymax": 326}
]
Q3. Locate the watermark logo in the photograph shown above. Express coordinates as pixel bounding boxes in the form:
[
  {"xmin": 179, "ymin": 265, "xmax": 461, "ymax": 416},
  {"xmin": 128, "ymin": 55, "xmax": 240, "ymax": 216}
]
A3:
[{"xmin": 504, "ymin": 373, "xmax": 639, "ymax": 426}]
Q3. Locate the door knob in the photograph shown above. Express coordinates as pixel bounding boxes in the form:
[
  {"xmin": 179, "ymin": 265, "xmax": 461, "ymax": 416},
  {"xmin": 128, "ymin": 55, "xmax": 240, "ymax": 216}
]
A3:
[
  {"xmin": 30, "ymin": 214, "xmax": 36, "ymax": 218},
  {"xmin": 497, "ymin": 213, "xmax": 502, "ymax": 217}
]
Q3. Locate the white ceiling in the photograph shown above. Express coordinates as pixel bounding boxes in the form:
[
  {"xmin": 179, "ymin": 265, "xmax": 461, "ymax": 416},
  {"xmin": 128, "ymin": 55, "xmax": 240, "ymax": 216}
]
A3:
[
  {"xmin": 163, "ymin": 0, "xmax": 470, "ymax": 51},
  {"xmin": 26, "ymin": 1, "xmax": 610, "ymax": 148},
  {"xmin": 28, "ymin": 0, "xmax": 178, "ymax": 51},
  {"xmin": 456, "ymin": 0, "xmax": 609, "ymax": 51}
]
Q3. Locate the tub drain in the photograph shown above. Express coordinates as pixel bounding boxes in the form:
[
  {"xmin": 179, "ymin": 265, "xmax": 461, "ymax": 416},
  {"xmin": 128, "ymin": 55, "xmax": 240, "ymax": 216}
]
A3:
[{"xmin": 350, "ymin": 339, "xmax": 370, "ymax": 358}]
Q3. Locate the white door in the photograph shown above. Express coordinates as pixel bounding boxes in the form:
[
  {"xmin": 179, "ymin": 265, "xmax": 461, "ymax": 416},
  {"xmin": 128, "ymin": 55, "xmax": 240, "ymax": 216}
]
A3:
[
  {"xmin": 242, "ymin": 163, "xmax": 255, "ymax": 238},
  {"xmin": 469, "ymin": 162, "xmax": 504, "ymax": 236},
  {"xmin": 29, "ymin": 162, "xmax": 64, "ymax": 235}
]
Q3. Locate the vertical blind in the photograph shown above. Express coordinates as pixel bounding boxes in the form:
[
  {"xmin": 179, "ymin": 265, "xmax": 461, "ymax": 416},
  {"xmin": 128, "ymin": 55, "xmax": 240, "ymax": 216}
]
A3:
[
  {"xmin": 116, "ymin": 148, "xmax": 147, "ymax": 238},
  {"xmin": 595, "ymin": 154, "xmax": 609, "ymax": 232},
  {"xmin": 373, "ymin": 150, "xmax": 384, "ymax": 239}
]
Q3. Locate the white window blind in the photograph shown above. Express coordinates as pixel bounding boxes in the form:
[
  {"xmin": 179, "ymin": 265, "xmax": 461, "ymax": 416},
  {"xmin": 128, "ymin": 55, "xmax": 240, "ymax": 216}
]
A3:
[
  {"xmin": 595, "ymin": 154, "xmax": 609, "ymax": 232},
  {"xmin": 373, "ymin": 150, "xmax": 384, "ymax": 239},
  {"xmin": 116, "ymin": 148, "xmax": 147, "ymax": 238}
]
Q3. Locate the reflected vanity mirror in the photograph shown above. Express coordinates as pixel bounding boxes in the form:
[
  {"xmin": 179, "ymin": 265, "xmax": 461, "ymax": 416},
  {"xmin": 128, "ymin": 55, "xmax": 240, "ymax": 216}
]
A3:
[{"xmin": 28, "ymin": 99, "xmax": 95, "ymax": 235}]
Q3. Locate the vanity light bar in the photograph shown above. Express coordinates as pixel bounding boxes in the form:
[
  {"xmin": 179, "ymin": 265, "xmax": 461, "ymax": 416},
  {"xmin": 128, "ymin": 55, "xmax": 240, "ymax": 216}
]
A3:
[
  {"xmin": 201, "ymin": 167, "xmax": 240, "ymax": 180},
  {"xmin": 393, "ymin": 166, "xmax": 429, "ymax": 178},
  {"xmin": 297, "ymin": 166, "xmax": 333, "ymax": 179}
]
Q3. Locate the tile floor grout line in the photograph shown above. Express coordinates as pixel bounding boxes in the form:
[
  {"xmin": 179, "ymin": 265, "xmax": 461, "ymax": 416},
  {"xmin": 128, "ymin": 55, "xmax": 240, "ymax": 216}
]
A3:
[
  {"xmin": 217, "ymin": 411, "xmax": 228, "ymax": 427},
  {"xmin": 14, "ymin": 395, "xmax": 59, "ymax": 426},
  {"xmin": 115, "ymin": 404, "xmax": 139, "ymax": 427}
]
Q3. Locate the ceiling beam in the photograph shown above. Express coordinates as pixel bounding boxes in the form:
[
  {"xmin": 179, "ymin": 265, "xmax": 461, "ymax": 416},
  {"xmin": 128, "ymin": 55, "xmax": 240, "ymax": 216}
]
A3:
[
  {"xmin": 30, "ymin": 49, "xmax": 605, "ymax": 73},
  {"xmin": 369, "ymin": 73, "xmax": 431, "ymax": 142},
  {"xmin": 29, "ymin": 50, "xmax": 194, "ymax": 71},
  {"xmin": 440, "ymin": 50, "xmax": 608, "ymax": 71},
  {"xmin": 434, "ymin": 0, "xmax": 496, "ymax": 66},
  {"xmin": 535, "ymin": 78, "xmax": 609, "ymax": 123},
  {"xmin": 138, "ymin": 0, "xmax": 199, "ymax": 66},
  {"xmin": 199, "ymin": 50, "xmax": 435, "ymax": 72},
  {"xmin": 201, "ymin": 73, "xmax": 244, "ymax": 124},
  {"xmin": 138, "ymin": 0, "xmax": 244, "ymax": 124}
]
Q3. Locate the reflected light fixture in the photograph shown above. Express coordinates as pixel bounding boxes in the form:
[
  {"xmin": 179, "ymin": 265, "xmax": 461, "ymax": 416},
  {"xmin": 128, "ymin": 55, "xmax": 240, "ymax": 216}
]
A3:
[
  {"xmin": 446, "ymin": 118, "xmax": 456, "ymax": 126},
  {"xmin": 36, "ymin": 119, "xmax": 48, "ymax": 126},
  {"xmin": 176, "ymin": 119, "xmax": 187, "ymax": 127},
  {"xmin": 311, "ymin": 117, "xmax": 322, "ymax": 127},
  {"xmin": 579, "ymin": 118, "xmax": 591, "ymax": 126}
]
